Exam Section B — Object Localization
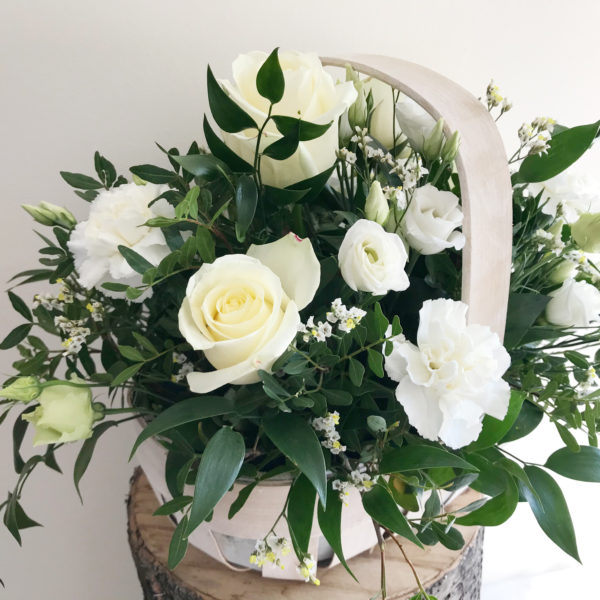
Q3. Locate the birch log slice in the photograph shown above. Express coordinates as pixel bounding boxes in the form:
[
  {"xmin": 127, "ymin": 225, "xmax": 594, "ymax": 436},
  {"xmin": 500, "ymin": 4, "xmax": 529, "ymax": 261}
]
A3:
[{"xmin": 127, "ymin": 469, "xmax": 483, "ymax": 600}]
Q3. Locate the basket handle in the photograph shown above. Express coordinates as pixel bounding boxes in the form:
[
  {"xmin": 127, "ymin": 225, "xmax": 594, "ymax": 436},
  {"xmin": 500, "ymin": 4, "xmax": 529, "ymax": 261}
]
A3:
[{"xmin": 321, "ymin": 55, "xmax": 512, "ymax": 340}]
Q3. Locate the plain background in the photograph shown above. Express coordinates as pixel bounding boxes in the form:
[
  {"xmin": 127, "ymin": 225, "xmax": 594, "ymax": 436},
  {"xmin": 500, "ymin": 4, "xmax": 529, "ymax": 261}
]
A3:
[{"xmin": 1, "ymin": 1, "xmax": 599, "ymax": 598}]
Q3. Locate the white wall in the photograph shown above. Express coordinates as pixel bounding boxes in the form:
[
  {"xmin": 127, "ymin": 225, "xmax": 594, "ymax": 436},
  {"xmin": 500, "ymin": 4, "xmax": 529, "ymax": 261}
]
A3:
[{"xmin": 0, "ymin": 1, "xmax": 599, "ymax": 598}]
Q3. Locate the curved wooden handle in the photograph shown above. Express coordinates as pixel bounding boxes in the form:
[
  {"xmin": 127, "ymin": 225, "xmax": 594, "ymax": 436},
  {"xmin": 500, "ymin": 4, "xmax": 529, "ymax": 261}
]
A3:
[{"xmin": 321, "ymin": 55, "xmax": 512, "ymax": 340}]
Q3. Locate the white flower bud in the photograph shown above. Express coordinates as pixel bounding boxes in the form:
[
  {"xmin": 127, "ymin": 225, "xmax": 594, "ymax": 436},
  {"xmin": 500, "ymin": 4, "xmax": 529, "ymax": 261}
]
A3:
[{"xmin": 364, "ymin": 181, "xmax": 390, "ymax": 225}]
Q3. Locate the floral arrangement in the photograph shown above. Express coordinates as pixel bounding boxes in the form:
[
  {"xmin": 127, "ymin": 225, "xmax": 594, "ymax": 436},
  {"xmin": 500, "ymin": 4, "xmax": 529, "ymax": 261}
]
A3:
[{"xmin": 2, "ymin": 49, "xmax": 600, "ymax": 598}]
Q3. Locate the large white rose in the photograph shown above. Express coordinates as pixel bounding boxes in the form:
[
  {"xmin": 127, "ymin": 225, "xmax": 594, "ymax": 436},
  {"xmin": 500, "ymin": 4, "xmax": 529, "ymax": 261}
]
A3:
[
  {"xmin": 385, "ymin": 299, "xmax": 511, "ymax": 449},
  {"xmin": 401, "ymin": 184, "xmax": 465, "ymax": 255},
  {"xmin": 338, "ymin": 219, "xmax": 409, "ymax": 295},
  {"xmin": 394, "ymin": 95, "xmax": 437, "ymax": 154},
  {"xmin": 528, "ymin": 168, "xmax": 600, "ymax": 223},
  {"xmin": 179, "ymin": 233, "xmax": 320, "ymax": 393},
  {"xmin": 218, "ymin": 50, "xmax": 357, "ymax": 189},
  {"xmin": 68, "ymin": 183, "xmax": 173, "ymax": 300},
  {"xmin": 546, "ymin": 278, "xmax": 600, "ymax": 327}
]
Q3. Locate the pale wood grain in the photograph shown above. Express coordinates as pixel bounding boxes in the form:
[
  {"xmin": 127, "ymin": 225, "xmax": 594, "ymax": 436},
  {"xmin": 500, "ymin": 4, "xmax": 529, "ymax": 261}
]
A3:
[{"xmin": 321, "ymin": 55, "xmax": 513, "ymax": 340}]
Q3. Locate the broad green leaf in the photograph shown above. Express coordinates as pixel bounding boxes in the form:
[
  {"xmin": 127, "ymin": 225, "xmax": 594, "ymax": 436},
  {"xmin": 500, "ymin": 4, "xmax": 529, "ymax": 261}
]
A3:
[
  {"xmin": 117, "ymin": 245, "xmax": 154, "ymax": 275},
  {"xmin": 516, "ymin": 121, "xmax": 600, "ymax": 183},
  {"xmin": 501, "ymin": 400, "xmax": 544, "ymax": 443},
  {"xmin": 0, "ymin": 323, "xmax": 33, "ymax": 350},
  {"xmin": 271, "ymin": 115, "xmax": 333, "ymax": 141},
  {"xmin": 129, "ymin": 164, "xmax": 175, "ymax": 184},
  {"xmin": 362, "ymin": 484, "xmax": 422, "ymax": 547},
  {"xmin": 317, "ymin": 483, "xmax": 357, "ymax": 580},
  {"xmin": 522, "ymin": 466, "xmax": 580, "ymax": 562},
  {"xmin": 101, "ymin": 282, "xmax": 129, "ymax": 292},
  {"xmin": 545, "ymin": 446, "xmax": 600, "ymax": 482},
  {"xmin": 263, "ymin": 185, "xmax": 309, "ymax": 206},
  {"xmin": 456, "ymin": 471, "xmax": 518, "ymax": 526},
  {"xmin": 431, "ymin": 522, "xmax": 465, "ymax": 551},
  {"xmin": 118, "ymin": 345, "xmax": 145, "ymax": 363},
  {"xmin": 195, "ymin": 228, "xmax": 216, "ymax": 263},
  {"xmin": 203, "ymin": 116, "xmax": 253, "ymax": 173},
  {"xmin": 168, "ymin": 515, "xmax": 189, "ymax": 569},
  {"xmin": 173, "ymin": 154, "xmax": 230, "ymax": 181},
  {"xmin": 466, "ymin": 391, "xmax": 525, "ymax": 452},
  {"xmin": 556, "ymin": 423, "xmax": 580, "ymax": 453},
  {"xmin": 288, "ymin": 474, "xmax": 316, "ymax": 555},
  {"xmin": 60, "ymin": 171, "xmax": 104, "ymax": 190},
  {"xmin": 380, "ymin": 445, "xmax": 477, "ymax": 474},
  {"xmin": 322, "ymin": 388, "xmax": 353, "ymax": 406},
  {"xmin": 154, "ymin": 496, "xmax": 193, "ymax": 516},
  {"xmin": 262, "ymin": 132, "xmax": 300, "ymax": 160},
  {"xmin": 504, "ymin": 293, "xmax": 550, "ymax": 348},
  {"xmin": 111, "ymin": 363, "xmax": 143, "ymax": 387},
  {"xmin": 367, "ymin": 349, "xmax": 384, "ymax": 377},
  {"xmin": 564, "ymin": 350, "xmax": 589, "ymax": 369},
  {"xmin": 263, "ymin": 413, "xmax": 327, "ymax": 507},
  {"xmin": 132, "ymin": 332, "xmax": 158, "ymax": 355},
  {"xmin": 348, "ymin": 358, "xmax": 365, "ymax": 387},
  {"xmin": 186, "ymin": 427, "xmax": 245, "ymax": 534},
  {"xmin": 7, "ymin": 292, "xmax": 32, "ymax": 322},
  {"xmin": 13, "ymin": 409, "xmax": 31, "ymax": 473},
  {"xmin": 74, "ymin": 421, "xmax": 118, "ymax": 500},
  {"xmin": 207, "ymin": 65, "xmax": 257, "ymax": 133},
  {"xmin": 256, "ymin": 47, "xmax": 285, "ymax": 104},
  {"xmin": 94, "ymin": 151, "xmax": 117, "ymax": 188},
  {"xmin": 235, "ymin": 175, "xmax": 258, "ymax": 242},
  {"xmin": 285, "ymin": 166, "xmax": 335, "ymax": 202},
  {"xmin": 130, "ymin": 395, "xmax": 235, "ymax": 458}
]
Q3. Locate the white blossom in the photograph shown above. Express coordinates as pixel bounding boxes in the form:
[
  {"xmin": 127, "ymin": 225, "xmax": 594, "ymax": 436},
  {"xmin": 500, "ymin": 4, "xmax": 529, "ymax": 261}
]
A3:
[
  {"xmin": 297, "ymin": 554, "xmax": 320, "ymax": 585},
  {"xmin": 312, "ymin": 411, "xmax": 346, "ymax": 454}
]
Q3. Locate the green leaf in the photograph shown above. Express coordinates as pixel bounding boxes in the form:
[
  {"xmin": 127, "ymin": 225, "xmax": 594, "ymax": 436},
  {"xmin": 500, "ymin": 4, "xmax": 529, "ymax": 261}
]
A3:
[
  {"xmin": 466, "ymin": 391, "xmax": 525, "ymax": 452},
  {"xmin": 130, "ymin": 396, "xmax": 235, "ymax": 458},
  {"xmin": 516, "ymin": 121, "xmax": 600, "ymax": 183},
  {"xmin": 456, "ymin": 471, "xmax": 518, "ymax": 526},
  {"xmin": 111, "ymin": 363, "xmax": 143, "ymax": 387},
  {"xmin": 117, "ymin": 245, "xmax": 154, "ymax": 275},
  {"xmin": 545, "ymin": 446, "xmax": 600, "ymax": 482},
  {"xmin": 129, "ymin": 164, "xmax": 175, "ymax": 184},
  {"xmin": 60, "ymin": 171, "xmax": 104, "ymax": 190},
  {"xmin": 367, "ymin": 349, "xmax": 384, "ymax": 377},
  {"xmin": 13, "ymin": 409, "xmax": 30, "ymax": 473},
  {"xmin": 154, "ymin": 496, "xmax": 193, "ymax": 516},
  {"xmin": 317, "ymin": 483, "xmax": 358, "ymax": 581},
  {"xmin": 73, "ymin": 421, "xmax": 118, "ymax": 500},
  {"xmin": 501, "ymin": 400, "xmax": 544, "ymax": 443},
  {"xmin": 173, "ymin": 154, "xmax": 230, "ymax": 181},
  {"xmin": 521, "ymin": 466, "xmax": 580, "ymax": 562},
  {"xmin": 235, "ymin": 175, "xmax": 258, "ymax": 242},
  {"xmin": 262, "ymin": 131, "xmax": 300, "ymax": 160},
  {"xmin": 380, "ymin": 445, "xmax": 477, "ymax": 474},
  {"xmin": 263, "ymin": 185, "xmax": 309, "ymax": 206},
  {"xmin": 362, "ymin": 484, "xmax": 422, "ymax": 547},
  {"xmin": 207, "ymin": 65, "xmax": 257, "ymax": 133},
  {"xmin": 132, "ymin": 332, "xmax": 158, "ymax": 355},
  {"xmin": 186, "ymin": 427, "xmax": 245, "ymax": 534},
  {"xmin": 288, "ymin": 474, "xmax": 316, "ymax": 555},
  {"xmin": 101, "ymin": 282, "xmax": 130, "ymax": 292},
  {"xmin": 94, "ymin": 151, "xmax": 117, "ymax": 188},
  {"xmin": 556, "ymin": 423, "xmax": 580, "ymax": 453},
  {"xmin": 431, "ymin": 522, "xmax": 465, "ymax": 551},
  {"xmin": 504, "ymin": 293, "xmax": 550, "ymax": 348},
  {"xmin": 256, "ymin": 47, "xmax": 285, "ymax": 104},
  {"xmin": 7, "ymin": 292, "xmax": 32, "ymax": 322},
  {"xmin": 271, "ymin": 115, "xmax": 333, "ymax": 141},
  {"xmin": 322, "ymin": 388, "xmax": 353, "ymax": 406},
  {"xmin": 348, "ymin": 358, "xmax": 365, "ymax": 387},
  {"xmin": 285, "ymin": 166, "xmax": 335, "ymax": 202},
  {"xmin": 195, "ymin": 228, "xmax": 216, "ymax": 263},
  {"xmin": 203, "ymin": 116, "xmax": 253, "ymax": 173},
  {"xmin": 0, "ymin": 323, "xmax": 32, "ymax": 350},
  {"xmin": 168, "ymin": 514, "xmax": 189, "ymax": 569},
  {"xmin": 564, "ymin": 351, "xmax": 589, "ymax": 369},
  {"xmin": 263, "ymin": 413, "xmax": 327, "ymax": 508},
  {"xmin": 118, "ymin": 345, "xmax": 145, "ymax": 363}
]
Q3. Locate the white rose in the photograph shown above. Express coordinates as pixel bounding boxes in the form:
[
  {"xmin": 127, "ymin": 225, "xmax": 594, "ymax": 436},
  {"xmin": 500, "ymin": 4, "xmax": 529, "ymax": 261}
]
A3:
[
  {"xmin": 364, "ymin": 77, "xmax": 401, "ymax": 150},
  {"xmin": 68, "ymin": 183, "xmax": 173, "ymax": 300},
  {"xmin": 338, "ymin": 219, "xmax": 409, "ymax": 295},
  {"xmin": 179, "ymin": 233, "xmax": 320, "ymax": 393},
  {"xmin": 401, "ymin": 184, "xmax": 465, "ymax": 255},
  {"xmin": 385, "ymin": 299, "xmax": 511, "ymax": 449},
  {"xmin": 546, "ymin": 278, "xmax": 600, "ymax": 327},
  {"xmin": 394, "ymin": 94, "xmax": 437, "ymax": 154},
  {"xmin": 218, "ymin": 50, "xmax": 357, "ymax": 189},
  {"xmin": 528, "ymin": 168, "xmax": 600, "ymax": 223}
]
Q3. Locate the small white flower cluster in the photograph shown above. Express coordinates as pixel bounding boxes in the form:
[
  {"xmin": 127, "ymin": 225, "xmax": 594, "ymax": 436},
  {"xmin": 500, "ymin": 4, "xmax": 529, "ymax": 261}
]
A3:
[
  {"xmin": 383, "ymin": 186, "xmax": 407, "ymax": 210},
  {"xmin": 297, "ymin": 554, "xmax": 320, "ymax": 585},
  {"xmin": 336, "ymin": 147, "xmax": 357, "ymax": 165},
  {"xmin": 365, "ymin": 145, "xmax": 395, "ymax": 166},
  {"xmin": 249, "ymin": 535, "xmax": 291, "ymax": 569},
  {"xmin": 350, "ymin": 126, "xmax": 371, "ymax": 150},
  {"xmin": 33, "ymin": 279, "xmax": 74, "ymax": 311},
  {"xmin": 298, "ymin": 316, "xmax": 333, "ymax": 343},
  {"xmin": 171, "ymin": 352, "xmax": 194, "ymax": 383},
  {"xmin": 326, "ymin": 298, "xmax": 366, "ymax": 333},
  {"xmin": 390, "ymin": 154, "xmax": 428, "ymax": 191},
  {"xmin": 85, "ymin": 301, "xmax": 104, "ymax": 323},
  {"xmin": 312, "ymin": 411, "xmax": 346, "ymax": 454},
  {"xmin": 54, "ymin": 316, "xmax": 91, "ymax": 356},
  {"xmin": 518, "ymin": 117, "xmax": 556, "ymax": 156},
  {"xmin": 486, "ymin": 79, "xmax": 512, "ymax": 113},
  {"xmin": 577, "ymin": 367, "xmax": 600, "ymax": 399},
  {"xmin": 332, "ymin": 463, "xmax": 374, "ymax": 505},
  {"xmin": 535, "ymin": 228, "xmax": 565, "ymax": 254}
]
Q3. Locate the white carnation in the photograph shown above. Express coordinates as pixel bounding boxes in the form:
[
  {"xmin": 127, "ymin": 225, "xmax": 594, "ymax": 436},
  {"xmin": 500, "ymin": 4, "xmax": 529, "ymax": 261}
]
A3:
[
  {"xmin": 385, "ymin": 299, "xmax": 511, "ymax": 449},
  {"xmin": 68, "ymin": 183, "xmax": 173, "ymax": 300}
]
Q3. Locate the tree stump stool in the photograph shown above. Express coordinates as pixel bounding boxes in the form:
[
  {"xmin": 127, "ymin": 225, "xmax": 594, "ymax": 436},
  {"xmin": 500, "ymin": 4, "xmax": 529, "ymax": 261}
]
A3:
[{"xmin": 127, "ymin": 468, "xmax": 484, "ymax": 599}]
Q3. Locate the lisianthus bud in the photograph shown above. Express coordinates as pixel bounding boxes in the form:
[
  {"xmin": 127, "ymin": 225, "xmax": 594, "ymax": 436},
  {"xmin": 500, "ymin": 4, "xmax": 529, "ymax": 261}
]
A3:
[
  {"xmin": 22, "ymin": 204, "xmax": 55, "ymax": 226},
  {"xmin": 423, "ymin": 118, "xmax": 445, "ymax": 161},
  {"xmin": 549, "ymin": 260, "xmax": 577, "ymax": 284},
  {"xmin": 441, "ymin": 131, "xmax": 461, "ymax": 163},
  {"xmin": 364, "ymin": 181, "xmax": 390, "ymax": 225},
  {"xmin": 348, "ymin": 81, "xmax": 368, "ymax": 130},
  {"xmin": 22, "ymin": 382, "xmax": 96, "ymax": 446},
  {"xmin": 572, "ymin": 213, "xmax": 600, "ymax": 253},
  {"xmin": 0, "ymin": 377, "xmax": 41, "ymax": 403},
  {"xmin": 23, "ymin": 202, "xmax": 76, "ymax": 229}
]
